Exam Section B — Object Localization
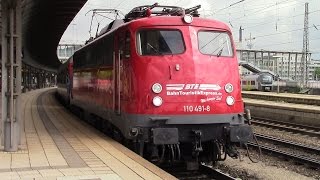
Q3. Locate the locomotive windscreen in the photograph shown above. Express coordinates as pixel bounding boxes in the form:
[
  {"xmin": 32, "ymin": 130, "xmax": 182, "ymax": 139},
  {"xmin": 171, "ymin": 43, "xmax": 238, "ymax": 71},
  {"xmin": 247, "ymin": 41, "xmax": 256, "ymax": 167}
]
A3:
[
  {"xmin": 198, "ymin": 31, "xmax": 233, "ymax": 57},
  {"xmin": 137, "ymin": 29, "xmax": 185, "ymax": 55},
  {"xmin": 260, "ymin": 74, "xmax": 273, "ymax": 84}
]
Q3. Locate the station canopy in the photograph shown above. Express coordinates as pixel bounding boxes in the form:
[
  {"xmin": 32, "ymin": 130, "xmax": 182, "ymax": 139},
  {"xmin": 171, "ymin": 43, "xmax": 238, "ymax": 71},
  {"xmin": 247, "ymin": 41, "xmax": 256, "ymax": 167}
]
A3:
[{"xmin": 22, "ymin": 0, "xmax": 87, "ymax": 71}]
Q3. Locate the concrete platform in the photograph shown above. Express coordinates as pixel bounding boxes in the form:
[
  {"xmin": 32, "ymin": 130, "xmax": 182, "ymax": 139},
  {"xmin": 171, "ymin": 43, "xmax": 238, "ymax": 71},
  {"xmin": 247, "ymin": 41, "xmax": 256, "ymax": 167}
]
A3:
[
  {"xmin": 0, "ymin": 88, "xmax": 176, "ymax": 180},
  {"xmin": 242, "ymin": 91, "xmax": 320, "ymax": 106},
  {"xmin": 244, "ymin": 98, "xmax": 320, "ymax": 126}
]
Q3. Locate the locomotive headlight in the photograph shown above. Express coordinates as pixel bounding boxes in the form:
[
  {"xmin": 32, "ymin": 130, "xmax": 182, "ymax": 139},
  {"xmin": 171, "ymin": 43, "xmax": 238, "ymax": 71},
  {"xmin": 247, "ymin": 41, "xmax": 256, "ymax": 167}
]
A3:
[
  {"xmin": 226, "ymin": 96, "xmax": 235, "ymax": 106},
  {"xmin": 152, "ymin": 83, "xmax": 162, "ymax": 94},
  {"xmin": 183, "ymin": 14, "xmax": 193, "ymax": 24},
  {"xmin": 225, "ymin": 83, "xmax": 234, "ymax": 93},
  {"xmin": 152, "ymin": 96, "xmax": 163, "ymax": 107}
]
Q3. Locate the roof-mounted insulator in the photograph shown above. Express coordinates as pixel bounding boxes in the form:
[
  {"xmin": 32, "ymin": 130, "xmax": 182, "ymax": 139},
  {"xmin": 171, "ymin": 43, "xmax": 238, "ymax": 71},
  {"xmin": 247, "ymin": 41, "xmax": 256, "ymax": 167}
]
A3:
[
  {"xmin": 146, "ymin": 8, "xmax": 152, "ymax": 17},
  {"xmin": 124, "ymin": 3, "xmax": 201, "ymax": 21}
]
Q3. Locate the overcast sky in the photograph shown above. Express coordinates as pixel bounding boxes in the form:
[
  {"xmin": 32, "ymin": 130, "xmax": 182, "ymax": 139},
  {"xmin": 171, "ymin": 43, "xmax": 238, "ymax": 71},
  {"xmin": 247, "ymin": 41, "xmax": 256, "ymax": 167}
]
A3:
[{"xmin": 60, "ymin": 0, "xmax": 320, "ymax": 59}]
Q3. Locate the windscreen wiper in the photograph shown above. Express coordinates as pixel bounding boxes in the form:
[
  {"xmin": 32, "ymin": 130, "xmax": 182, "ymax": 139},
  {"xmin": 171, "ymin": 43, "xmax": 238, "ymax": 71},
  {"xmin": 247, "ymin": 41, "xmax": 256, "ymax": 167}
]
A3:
[
  {"xmin": 216, "ymin": 47, "xmax": 224, "ymax": 57},
  {"xmin": 147, "ymin": 43, "xmax": 162, "ymax": 55}
]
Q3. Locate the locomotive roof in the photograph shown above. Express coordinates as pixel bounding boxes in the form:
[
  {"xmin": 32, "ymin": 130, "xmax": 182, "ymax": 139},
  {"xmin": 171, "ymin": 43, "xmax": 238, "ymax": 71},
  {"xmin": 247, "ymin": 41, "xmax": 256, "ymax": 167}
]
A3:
[
  {"xmin": 128, "ymin": 16, "xmax": 232, "ymax": 32},
  {"xmin": 75, "ymin": 15, "xmax": 231, "ymax": 54}
]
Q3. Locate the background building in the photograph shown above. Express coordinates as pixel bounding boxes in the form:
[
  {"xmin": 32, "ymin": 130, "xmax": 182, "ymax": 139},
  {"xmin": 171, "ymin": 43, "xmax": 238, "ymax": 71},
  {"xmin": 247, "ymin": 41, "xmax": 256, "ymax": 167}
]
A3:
[
  {"xmin": 57, "ymin": 44, "xmax": 83, "ymax": 63},
  {"xmin": 237, "ymin": 49, "xmax": 312, "ymax": 84},
  {"xmin": 309, "ymin": 59, "xmax": 320, "ymax": 81}
]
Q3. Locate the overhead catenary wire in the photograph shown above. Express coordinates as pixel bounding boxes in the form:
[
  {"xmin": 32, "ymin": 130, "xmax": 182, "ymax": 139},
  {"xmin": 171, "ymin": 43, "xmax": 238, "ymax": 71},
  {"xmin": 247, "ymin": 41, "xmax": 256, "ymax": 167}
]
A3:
[
  {"xmin": 210, "ymin": 0, "xmax": 319, "ymax": 33},
  {"xmin": 255, "ymin": 37, "xmax": 320, "ymax": 51},
  {"xmin": 113, "ymin": 0, "xmax": 128, "ymax": 9},
  {"xmin": 216, "ymin": 0, "xmax": 246, "ymax": 13},
  {"xmin": 207, "ymin": 0, "xmax": 297, "ymax": 18},
  {"xmin": 206, "ymin": 0, "xmax": 247, "ymax": 17},
  {"xmin": 228, "ymin": 0, "xmax": 298, "ymax": 22},
  {"xmin": 240, "ymin": 9, "xmax": 320, "ymax": 29},
  {"xmin": 237, "ymin": 3, "xmax": 306, "ymax": 28},
  {"xmin": 231, "ymin": 23, "xmax": 320, "ymax": 41},
  {"xmin": 252, "ymin": 24, "xmax": 320, "ymax": 39},
  {"xmin": 209, "ymin": 1, "xmax": 320, "ymax": 54},
  {"xmin": 233, "ymin": 24, "xmax": 320, "ymax": 53}
]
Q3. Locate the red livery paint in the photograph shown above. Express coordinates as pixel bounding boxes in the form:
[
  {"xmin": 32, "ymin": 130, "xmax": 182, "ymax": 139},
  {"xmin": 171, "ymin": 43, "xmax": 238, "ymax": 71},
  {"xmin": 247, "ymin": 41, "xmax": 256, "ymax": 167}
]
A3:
[{"xmin": 57, "ymin": 4, "xmax": 252, "ymax": 168}]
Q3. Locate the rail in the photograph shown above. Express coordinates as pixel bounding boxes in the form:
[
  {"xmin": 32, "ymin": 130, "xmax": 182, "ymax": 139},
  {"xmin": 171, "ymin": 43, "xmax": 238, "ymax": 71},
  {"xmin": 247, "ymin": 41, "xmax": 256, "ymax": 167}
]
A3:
[
  {"xmin": 160, "ymin": 163, "xmax": 237, "ymax": 180},
  {"xmin": 248, "ymin": 142, "xmax": 320, "ymax": 169},
  {"xmin": 254, "ymin": 133, "xmax": 320, "ymax": 155},
  {"xmin": 249, "ymin": 117, "xmax": 320, "ymax": 137}
]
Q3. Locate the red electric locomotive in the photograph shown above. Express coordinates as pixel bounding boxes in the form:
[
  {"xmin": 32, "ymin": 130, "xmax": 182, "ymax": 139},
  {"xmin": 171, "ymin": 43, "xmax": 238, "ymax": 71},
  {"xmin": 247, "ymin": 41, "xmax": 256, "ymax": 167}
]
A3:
[{"xmin": 57, "ymin": 4, "xmax": 253, "ymax": 169}]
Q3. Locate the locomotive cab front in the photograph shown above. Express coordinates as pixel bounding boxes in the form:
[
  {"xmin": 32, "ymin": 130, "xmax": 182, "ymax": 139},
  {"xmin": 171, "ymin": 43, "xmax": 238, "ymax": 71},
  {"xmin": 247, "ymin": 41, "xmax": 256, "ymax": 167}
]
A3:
[{"xmin": 125, "ymin": 15, "xmax": 253, "ymax": 167}]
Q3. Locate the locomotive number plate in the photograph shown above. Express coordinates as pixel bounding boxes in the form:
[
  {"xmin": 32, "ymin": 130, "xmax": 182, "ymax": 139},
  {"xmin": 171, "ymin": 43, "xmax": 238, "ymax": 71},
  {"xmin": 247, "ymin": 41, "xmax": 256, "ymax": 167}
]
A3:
[{"xmin": 183, "ymin": 105, "xmax": 211, "ymax": 112}]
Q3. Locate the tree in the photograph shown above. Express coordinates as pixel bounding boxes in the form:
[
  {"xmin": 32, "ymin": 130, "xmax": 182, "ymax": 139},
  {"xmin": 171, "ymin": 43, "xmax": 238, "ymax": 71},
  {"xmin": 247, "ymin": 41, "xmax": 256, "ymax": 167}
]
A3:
[{"xmin": 314, "ymin": 67, "xmax": 320, "ymax": 80}]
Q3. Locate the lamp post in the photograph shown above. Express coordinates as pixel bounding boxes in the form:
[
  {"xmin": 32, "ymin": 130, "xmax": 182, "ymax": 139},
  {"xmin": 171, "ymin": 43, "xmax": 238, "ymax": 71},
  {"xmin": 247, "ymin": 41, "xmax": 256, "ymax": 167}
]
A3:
[{"xmin": 276, "ymin": 74, "xmax": 280, "ymax": 94}]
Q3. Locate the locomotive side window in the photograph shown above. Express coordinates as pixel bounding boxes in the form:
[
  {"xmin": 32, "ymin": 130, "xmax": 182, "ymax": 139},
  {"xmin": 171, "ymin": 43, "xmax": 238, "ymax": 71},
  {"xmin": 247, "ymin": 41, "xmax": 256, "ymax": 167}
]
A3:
[
  {"xmin": 124, "ymin": 31, "xmax": 131, "ymax": 59},
  {"xmin": 198, "ymin": 31, "xmax": 233, "ymax": 57},
  {"xmin": 119, "ymin": 33, "xmax": 125, "ymax": 59},
  {"xmin": 137, "ymin": 30, "xmax": 185, "ymax": 55},
  {"xmin": 119, "ymin": 31, "xmax": 131, "ymax": 60},
  {"xmin": 74, "ymin": 34, "xmax": 115, "ymax": 69}
]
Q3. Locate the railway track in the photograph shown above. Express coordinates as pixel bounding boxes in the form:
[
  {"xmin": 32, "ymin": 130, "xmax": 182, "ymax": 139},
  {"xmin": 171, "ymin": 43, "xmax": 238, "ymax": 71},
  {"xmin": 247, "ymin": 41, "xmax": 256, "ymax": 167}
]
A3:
[
  {"xmin": 247, "ymin": 118, "xmax": 320, "ymax": 169},
  {"xmin": 249, "ymin": 117, "xmax": 320, "ymax": 137},
  {"xmin": 254, "ymin": 133, "xmax": 320, "ymax": 155},
  {"xmin": 246, "ymin": 130, "xmax": 320, "ymax": 169},
  {"xmin": 248, "ymin": 141, "xmax": 320, "ymax": 169},
  {"xmin": 160, "ymin": 163, "xmax": 237, "ymax": 180}
]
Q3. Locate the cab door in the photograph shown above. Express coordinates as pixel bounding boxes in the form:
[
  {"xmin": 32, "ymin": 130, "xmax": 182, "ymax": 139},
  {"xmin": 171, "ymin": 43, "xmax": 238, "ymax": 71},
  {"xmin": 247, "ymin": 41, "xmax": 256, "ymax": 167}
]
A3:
[
  {"xmin": 114, "ymin": 34, "xmax": 122, "ymax": 115},
  {"xmin": 114, "ymin": 30, "xmax": 131, "ymax": 114}
]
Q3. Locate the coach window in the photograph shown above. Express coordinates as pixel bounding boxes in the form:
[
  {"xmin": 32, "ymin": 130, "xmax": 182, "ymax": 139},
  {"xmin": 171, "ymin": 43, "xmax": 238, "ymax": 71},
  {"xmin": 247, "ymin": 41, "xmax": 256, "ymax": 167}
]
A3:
[
  {"xmin": 198, "ymin": 31, "xmax": 233, "ymax": 57},
  {"xmin": 137, "ymin": 29, "xmax": 185, "ymax": 55}
]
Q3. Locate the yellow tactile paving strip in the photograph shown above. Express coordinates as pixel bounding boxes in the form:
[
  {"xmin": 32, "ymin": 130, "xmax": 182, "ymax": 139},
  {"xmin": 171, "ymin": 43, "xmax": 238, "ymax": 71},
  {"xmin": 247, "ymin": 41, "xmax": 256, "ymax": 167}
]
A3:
[
  {"xmin": 37, "ymin": 93, "xmax": 87, "ymax": 168},
  {"xmin": 0, "ymin": 88, "xmax": 176, "ymax": 180},
  {"xmin": 44, "ymin": 92, "xmax": 172, "ymax": 180}
]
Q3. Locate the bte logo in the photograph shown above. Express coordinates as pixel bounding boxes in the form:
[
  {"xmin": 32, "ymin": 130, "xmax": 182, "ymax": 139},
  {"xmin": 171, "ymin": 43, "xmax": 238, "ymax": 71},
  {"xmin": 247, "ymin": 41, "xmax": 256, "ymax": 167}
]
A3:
[{"xmin": 166, "ymin": 84, "xmax": 221, "ymax": 91}]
